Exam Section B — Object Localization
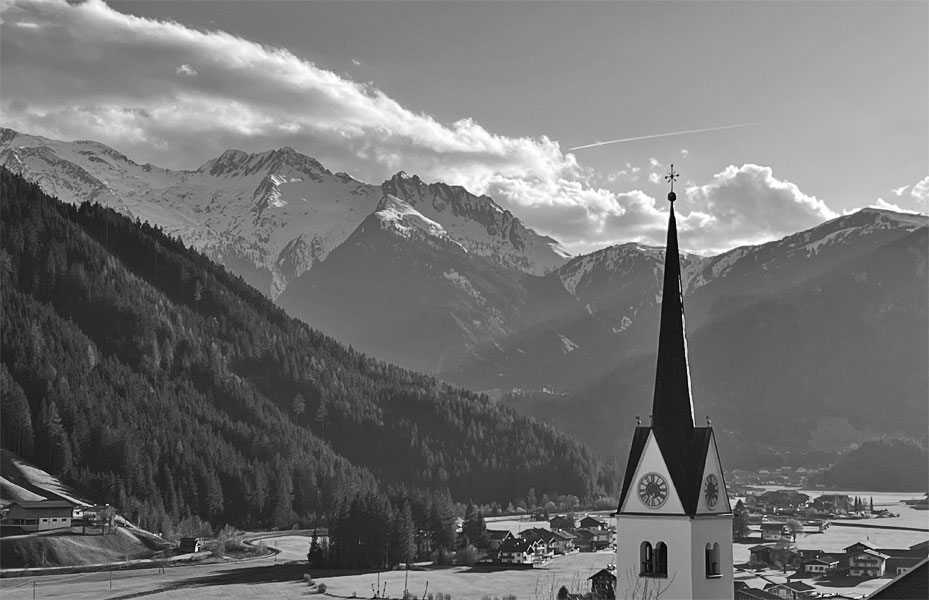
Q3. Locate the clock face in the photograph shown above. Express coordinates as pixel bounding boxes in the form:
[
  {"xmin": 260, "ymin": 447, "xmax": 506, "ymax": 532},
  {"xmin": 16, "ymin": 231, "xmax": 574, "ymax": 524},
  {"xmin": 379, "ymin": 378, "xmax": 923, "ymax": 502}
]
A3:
[
  {"xmin": 638, "ymin": 472, "xmax": 669, "ymax": 508},
  {"xmin": 704, "ymin": 473, "xmax": 720, "ymax": 508}
]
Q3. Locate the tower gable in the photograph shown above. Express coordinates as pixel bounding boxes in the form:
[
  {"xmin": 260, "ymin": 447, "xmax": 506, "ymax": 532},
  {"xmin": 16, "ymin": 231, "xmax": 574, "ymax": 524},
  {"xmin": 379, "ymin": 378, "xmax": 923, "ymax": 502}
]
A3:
[
  {"xmin": 619, "ymin": 430, "xmax": 685, "ymax": 514},
  {"xmin": 695, "ymin": 429, "xmax": 731, "ymax": 515}
]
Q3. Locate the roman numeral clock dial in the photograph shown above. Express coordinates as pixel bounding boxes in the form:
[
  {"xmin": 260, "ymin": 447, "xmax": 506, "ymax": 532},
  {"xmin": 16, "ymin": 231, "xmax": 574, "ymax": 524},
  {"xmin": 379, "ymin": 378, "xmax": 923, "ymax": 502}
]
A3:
[{"xmin": 637, "ymin": 472, "xmax": 668, "ymax": 508}]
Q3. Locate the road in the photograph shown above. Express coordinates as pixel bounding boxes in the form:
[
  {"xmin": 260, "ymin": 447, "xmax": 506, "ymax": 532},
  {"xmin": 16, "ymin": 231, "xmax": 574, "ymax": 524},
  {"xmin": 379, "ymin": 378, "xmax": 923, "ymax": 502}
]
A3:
[{"xmin": 0, "ymin": 533, "xmax": 314, "ymax": 600}]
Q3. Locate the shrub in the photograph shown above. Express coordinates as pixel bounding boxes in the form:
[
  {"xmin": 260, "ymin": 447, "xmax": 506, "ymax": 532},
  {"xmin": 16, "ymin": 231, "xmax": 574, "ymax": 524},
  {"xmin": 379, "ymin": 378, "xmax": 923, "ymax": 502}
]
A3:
[{"xmin": 318, "ymin": 583, "xmax": 327, "ymax": 594}]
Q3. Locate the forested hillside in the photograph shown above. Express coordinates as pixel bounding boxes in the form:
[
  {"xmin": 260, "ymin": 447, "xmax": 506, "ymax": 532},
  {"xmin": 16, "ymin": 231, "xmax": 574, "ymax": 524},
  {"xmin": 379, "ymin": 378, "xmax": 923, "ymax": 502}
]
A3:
[{"xmin": 0, "ymin": 169, "xmax": 608, "ymax": 539}]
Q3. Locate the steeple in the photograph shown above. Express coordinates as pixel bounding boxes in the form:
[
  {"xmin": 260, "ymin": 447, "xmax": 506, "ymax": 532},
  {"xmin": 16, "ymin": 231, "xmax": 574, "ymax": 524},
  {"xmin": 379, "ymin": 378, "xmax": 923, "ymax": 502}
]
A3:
[{"xmin": 651, "ymin": 164, "xmax": 695, "ymax": 430}]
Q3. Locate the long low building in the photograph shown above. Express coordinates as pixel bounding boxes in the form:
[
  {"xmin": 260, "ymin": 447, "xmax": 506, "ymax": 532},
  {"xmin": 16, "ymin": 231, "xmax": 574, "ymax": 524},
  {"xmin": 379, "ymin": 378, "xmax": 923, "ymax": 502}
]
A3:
[{"xmin": 2, "ymin": 500, "xmax": 75, "ymax": 531}]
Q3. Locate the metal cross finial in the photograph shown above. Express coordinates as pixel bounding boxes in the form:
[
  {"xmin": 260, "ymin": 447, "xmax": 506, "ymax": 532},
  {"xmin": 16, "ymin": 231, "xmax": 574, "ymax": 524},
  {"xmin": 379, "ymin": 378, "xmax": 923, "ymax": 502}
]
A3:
[{"xmin": 664, "ymin": 164, "xmax": 679, "ymax": 193}]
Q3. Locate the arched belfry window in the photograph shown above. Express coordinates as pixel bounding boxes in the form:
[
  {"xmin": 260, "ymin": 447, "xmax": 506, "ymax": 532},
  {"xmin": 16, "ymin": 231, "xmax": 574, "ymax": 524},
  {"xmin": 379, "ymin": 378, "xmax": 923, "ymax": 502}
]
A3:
[
  {"xmin": 655, "ymin": 542, "xmax": 668, "ymax": 577},
  {"xmin": 640, "ymin": 541, "xmax": 654, "ymax": 575},
  {"xmin": 705, "ymin": 542, "xmax": 721, "ymax": 577}
]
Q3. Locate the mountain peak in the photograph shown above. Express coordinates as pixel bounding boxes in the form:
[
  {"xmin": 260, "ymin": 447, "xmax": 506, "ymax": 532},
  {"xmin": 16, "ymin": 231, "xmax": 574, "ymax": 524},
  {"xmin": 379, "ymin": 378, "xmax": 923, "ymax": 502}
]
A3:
[
  {"xmin": 379, "ymin": 172, "xmax": 570, "ymax": 274},
  {"xmin": 854, "ymin": 207, "xmax": 928, "ymax": 229},
  {"xmin": 199, "ymin": 146, "xmax": 328, "ymax": 178}
]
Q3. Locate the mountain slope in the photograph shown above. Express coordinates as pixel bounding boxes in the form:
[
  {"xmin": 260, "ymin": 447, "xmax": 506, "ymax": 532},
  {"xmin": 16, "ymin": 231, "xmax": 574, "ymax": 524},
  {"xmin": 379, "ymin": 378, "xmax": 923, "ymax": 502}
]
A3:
[
  {"xmin": 445, "ymin": 243, "xmax": 707, "ymax": 391},
  {"xmin": 508, "ymin": 217, "xmax": 928, "ymax": 462},
  {"xmin": 0, "ymin": 169, "xmax": 606, "ymax": 534},
  {"xmin": 279, "ymin": 193, "xmax": 574, "ymax": 374}
]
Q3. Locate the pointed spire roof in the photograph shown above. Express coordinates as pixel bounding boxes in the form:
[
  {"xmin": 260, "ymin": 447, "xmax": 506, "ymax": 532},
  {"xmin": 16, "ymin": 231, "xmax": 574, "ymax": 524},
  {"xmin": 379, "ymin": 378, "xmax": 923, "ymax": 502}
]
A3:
[{"xmin": 651, "ymin": 165, "xmax": 695, "ymax": 430}]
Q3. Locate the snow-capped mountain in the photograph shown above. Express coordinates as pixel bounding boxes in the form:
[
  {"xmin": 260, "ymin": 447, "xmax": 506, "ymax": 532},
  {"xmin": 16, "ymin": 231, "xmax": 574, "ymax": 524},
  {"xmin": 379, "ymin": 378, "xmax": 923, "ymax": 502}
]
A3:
[
  {"xmin": 0, "ymin": 128, "xmax": 384, "ymax": 297},
  {"xmin": 0, "ymin": 128, "xmax": 569, "ymax": 298},
  {"xmin": 382, "ymin": 172, "xmax": 571, "ymax": 275}
]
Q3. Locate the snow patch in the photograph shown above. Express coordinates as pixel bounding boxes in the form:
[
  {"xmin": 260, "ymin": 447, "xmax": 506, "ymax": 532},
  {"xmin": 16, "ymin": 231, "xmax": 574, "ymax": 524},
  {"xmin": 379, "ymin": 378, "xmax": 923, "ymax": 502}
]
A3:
[
  {"xmin": 557, "ymin": 333, "xmax": 579, "ymax": 354},
  {"xmin": 377, "ymin": 195, "xmax": 458, "ymax": 244},
  {"xmin": 443, "ymin": 269, "xmax": 483, "ymax": 303}
]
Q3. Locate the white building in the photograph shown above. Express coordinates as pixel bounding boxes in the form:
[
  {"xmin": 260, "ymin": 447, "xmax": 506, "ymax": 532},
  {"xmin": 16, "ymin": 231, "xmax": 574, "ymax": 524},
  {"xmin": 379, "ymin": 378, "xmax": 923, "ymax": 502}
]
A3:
[{"xmin": 614, "ymin": 178, "xmax": 734, "ymax": 600}]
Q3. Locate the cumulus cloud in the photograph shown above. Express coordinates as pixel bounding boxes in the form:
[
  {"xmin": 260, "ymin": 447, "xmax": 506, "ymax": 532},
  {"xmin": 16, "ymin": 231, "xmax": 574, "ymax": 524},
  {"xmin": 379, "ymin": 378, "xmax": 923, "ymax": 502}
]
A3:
[
  {"xmin": 910, "ymin": 176, "xmax": 929, "ymax": 206},
  {"xmin": 0, "ymin": 0, "xmax": 841, "ymax": 256},
  {"xmin": 681, "ymin": 164, "xmax": 838, "ymax": 252},
  {"xmin": 892, "ymin": 185, "xmax": 910, "ymax": 196}
]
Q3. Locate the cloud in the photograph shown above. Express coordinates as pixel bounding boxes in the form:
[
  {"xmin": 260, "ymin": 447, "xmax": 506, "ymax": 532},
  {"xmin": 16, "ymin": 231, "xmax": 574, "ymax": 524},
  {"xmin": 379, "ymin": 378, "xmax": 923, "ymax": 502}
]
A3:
[
  {"xmin": 0, "ymin": 0, "xmax": 841, "ymax": 257},
  {"xmin": 870, "ymin": 197, "xmax": 921, "ymax": 214},
  {"xmin": 175, "ymin": 64, "xmax": 197, "ymax": 77},
  {"xmin": 910, "ymin": 176, "xmax": 929, "ymax": 206},
  {"xmin": 885, "ymin": 176, "xmax": 929, "ymax": 211},
  {"xmin": 680, "ymin": 164, "xmax": 838, "ymax": 252}
]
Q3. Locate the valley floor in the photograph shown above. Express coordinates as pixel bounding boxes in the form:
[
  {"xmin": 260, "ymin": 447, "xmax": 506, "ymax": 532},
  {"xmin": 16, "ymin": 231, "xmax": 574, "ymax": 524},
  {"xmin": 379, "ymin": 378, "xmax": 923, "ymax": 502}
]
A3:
[{"xmin": 1, "ymin": 502, "xmax": 926, "ymax": 600}]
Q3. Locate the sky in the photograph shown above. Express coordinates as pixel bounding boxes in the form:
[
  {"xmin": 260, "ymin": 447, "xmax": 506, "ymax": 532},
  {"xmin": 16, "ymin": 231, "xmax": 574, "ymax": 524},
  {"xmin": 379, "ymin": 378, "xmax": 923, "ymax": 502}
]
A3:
[{"xmin": 1, "ymin": 0, "xmax": 926, "ymax": 255}]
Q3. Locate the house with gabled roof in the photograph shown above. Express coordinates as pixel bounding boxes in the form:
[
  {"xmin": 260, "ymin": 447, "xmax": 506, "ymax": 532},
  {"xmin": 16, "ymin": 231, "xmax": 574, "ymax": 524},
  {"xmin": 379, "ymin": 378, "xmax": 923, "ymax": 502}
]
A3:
[
  {"xmin": 498, "ymin": 537, "xmax": 545, "ymax": 565},
  {"xmin": 486, "ymin": 529, "xmax": 513, "ymax": 550},
  {"xmin": 734, "ymin": 582, "xmax": 781, "ymax": 600},
  {"xmin": 550, "ymin": 514, "xmax": 576, "ymax": 531},
  {"xmin": 802, "ymin": 555, "xmax": 840, "ymax": 575},
  {"xmin": 763, "ymin": 580, "xmax": 816, "ymax": 599},
  {"xmin": 579, "ymin": 515, "xmax": 608, "ymax": 530},
  {"xmin": 2, "ymin": 500, "xmax": 75, "ymax": 531},
  {"xmin": 588, "ymin": 568, "xmax": 616, "ymax": 599},
  {"xmin": 849, "ymin": 549, "xmax": 891, "ymax": 577}
]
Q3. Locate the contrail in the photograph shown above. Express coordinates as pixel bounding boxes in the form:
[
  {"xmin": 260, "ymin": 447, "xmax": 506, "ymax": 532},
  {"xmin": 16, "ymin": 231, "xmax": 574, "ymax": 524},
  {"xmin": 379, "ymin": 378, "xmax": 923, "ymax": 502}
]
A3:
[{"xmin": 567, "ymin": 121, "xmax": 767, "ymax": 151}]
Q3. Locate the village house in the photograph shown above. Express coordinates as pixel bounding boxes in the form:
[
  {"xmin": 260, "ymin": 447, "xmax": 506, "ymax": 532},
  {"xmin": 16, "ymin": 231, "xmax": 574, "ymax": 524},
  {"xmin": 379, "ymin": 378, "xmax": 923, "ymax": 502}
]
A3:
[
  {"xmin": 497, "ymin": 537, "xmax": 542, "ymax": 565},
  {"xmin": 802, "ymin": 556, "xmax": 840, "ymax": 575},
  {"xmin": 734, "ymin": 582, "xmax": 781, "ymax": 600},
  {"xmin": 1, "ymin": 500, "xmax": 75, "ymax": 532},
  {"xmin": 848, "ymin": 549, "xmax": 890, "ymax": 577},
  {"xmin": 748, "ymin": 543, "xmax": 807, "ymax": 570},
  {"xmin": 549, "ymin": 515, "xmax": 576, "ymax": 531},
  {"xmin": 763, "ymin": 580, "xmax": 816, "ymax": 599},
  {"xmin": 761, "ymin": 522, "xmax": 796, "ymax": 542},
  {"xmin": 486, "ymin": 529, "xmax": 513, "ymax": 550},
  {"xmin": 587, "ymin": 568, "xmax": 616, "ymax": 599},
  {"xmin": 574, "ymin": 527, "xmax": 611, "ymax": 552},
  {"xmin": 579, "ymin": 515, "xmax": 608, "ymax": 530},
  {"xmin": 520, "ymin": 527, "xmax": 575, "ymax": 555},
  {"xmin": 749, "ymin": 544, "xmax": 777, "ymax": 565}
]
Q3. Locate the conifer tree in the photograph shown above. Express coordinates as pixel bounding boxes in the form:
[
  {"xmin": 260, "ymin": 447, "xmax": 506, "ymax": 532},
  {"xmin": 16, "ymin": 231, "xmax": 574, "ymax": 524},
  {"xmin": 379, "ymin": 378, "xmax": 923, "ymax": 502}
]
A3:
[
  {"xmin": 0, "ymin": 365, "xmax": 34, "ymax": 458},
  {"xmin": 35, "ymin": 399, "xmax": 72, "ymax": 477}
]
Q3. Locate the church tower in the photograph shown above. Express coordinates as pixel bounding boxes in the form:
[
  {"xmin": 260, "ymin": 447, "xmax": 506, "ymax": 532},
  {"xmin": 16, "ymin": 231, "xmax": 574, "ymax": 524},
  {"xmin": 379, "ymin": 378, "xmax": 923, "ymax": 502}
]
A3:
[{"xmin": 614, "ymin": 166, "xmax": 733, "ymax": 600}]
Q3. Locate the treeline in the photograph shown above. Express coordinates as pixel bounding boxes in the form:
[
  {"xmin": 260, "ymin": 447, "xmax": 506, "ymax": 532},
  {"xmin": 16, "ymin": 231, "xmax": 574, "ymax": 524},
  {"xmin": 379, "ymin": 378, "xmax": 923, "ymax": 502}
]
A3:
[
  {"xmin": 323, "ymin": 488, "xmax": 491, "ymax": 569},
  {"xmin": 0, "ymin": 169, "xmax": 613, "ymax": 535}
]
